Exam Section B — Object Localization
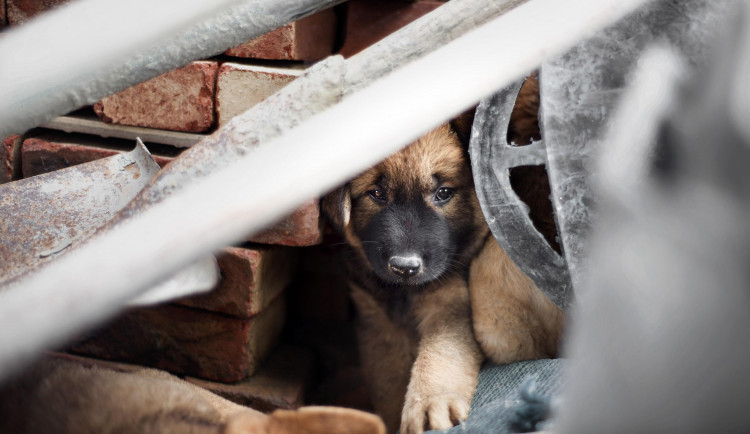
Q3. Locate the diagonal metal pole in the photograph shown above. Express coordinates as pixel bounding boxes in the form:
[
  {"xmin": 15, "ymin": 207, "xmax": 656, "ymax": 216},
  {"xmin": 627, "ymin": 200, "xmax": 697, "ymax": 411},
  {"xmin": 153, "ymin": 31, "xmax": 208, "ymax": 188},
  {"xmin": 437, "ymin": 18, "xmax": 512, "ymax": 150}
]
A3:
[{"xmin": 0, "ymin": 0, "xmax": 343, "ymax": 138}]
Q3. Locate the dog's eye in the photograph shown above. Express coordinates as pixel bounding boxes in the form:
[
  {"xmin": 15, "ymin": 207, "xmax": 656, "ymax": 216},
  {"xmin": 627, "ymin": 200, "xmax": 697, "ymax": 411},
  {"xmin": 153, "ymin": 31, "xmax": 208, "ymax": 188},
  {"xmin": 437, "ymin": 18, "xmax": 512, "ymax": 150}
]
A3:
[
  {"xmin": 369, "ymin": 189, "xmax": 386, "ymax": 202},
  {"xmin": 434, "ymin": 187, "xmax": 454, "ymax": 203}
]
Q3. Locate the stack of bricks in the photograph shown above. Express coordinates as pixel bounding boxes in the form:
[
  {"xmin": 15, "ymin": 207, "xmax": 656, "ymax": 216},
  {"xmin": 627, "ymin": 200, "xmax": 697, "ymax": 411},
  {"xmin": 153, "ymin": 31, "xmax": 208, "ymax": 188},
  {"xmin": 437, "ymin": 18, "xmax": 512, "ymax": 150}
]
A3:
[
  {"xmin": 1, "ymin": 0, "xmax": 447, "ymax": 414},
  {"xmin": 1, "ymin": 0, "xmax": 339, "ymax": 412}
]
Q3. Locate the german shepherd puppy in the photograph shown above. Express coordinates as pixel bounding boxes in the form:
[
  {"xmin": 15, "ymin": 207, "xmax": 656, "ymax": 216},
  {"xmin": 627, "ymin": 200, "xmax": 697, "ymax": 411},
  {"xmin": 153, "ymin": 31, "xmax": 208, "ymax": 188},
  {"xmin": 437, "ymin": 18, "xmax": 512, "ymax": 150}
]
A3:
[{"xmin": 322, "ymin": 84, "xmax": 564, "ymax": 433}]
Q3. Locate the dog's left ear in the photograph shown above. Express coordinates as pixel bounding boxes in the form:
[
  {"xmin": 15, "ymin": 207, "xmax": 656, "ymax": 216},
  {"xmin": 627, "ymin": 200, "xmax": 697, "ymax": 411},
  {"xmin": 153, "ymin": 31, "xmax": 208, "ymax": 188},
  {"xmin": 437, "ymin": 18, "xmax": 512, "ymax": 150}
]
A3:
[
  {"xmin": 321, "ymin": 183, "xmax": 351, "ymax": 233},
  {"xmin": 451, "ymin": 106, "xmax": 477, "ymax": 148}
]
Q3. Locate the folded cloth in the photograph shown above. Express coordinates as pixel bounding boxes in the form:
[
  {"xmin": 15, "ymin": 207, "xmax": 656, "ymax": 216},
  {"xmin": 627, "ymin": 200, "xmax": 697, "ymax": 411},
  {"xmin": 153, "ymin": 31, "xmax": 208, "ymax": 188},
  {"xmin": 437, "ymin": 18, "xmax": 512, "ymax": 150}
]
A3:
[{"xmin": 427, "ymin": 358, "xmax": 564, "ymax": 433}]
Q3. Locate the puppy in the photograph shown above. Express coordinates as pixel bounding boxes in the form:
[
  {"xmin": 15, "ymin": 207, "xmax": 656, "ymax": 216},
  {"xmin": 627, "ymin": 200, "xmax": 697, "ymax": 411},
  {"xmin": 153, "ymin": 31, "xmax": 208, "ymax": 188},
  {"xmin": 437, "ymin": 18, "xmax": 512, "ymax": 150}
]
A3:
[{"xmin": 323, "ymin": 94, "xmax": 564, "ymax": 433}]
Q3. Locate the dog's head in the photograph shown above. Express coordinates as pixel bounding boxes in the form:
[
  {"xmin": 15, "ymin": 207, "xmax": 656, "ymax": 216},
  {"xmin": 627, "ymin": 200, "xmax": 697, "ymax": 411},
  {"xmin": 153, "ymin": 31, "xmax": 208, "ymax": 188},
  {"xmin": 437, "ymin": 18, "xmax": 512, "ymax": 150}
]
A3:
[{"xmin": 323, "ymin": 120, "xmax": 486, "ymax": 287}]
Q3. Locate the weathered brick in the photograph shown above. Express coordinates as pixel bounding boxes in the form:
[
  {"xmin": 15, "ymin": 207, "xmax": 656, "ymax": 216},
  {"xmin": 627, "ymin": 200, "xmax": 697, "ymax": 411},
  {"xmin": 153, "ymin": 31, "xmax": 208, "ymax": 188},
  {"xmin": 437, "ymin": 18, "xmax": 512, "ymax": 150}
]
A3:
[
  {"xmin": 6, "ymin": 0, "xmax": 69, "ymax": 25},
  {"xmin": 249, "ymin": 199, "xmax": 322, "ymax": 246},
  {"xmin": 69, "ymin": 295, "xmax": 287, "ymax": 383},
  {"xmin": 225, "ymin": 8, "xmax": 337, "ymax": 61},
  {"xmin": 94, "ymin": 61, "xmax": 218, "ymax": 133},
  {"xmin": 1, "ymin": 0, "xmax": 7, "ymax": 27},
  {"xmin": 21, "ymin": 136, "xmax": 173, "ymax": 178},
  {"xmin": 1, "ymin": 135, "xmax": 22, "ymax": 183},
  {"xmin": 186, "ymin": 345, "xmax": 314, "ymax": 413},
  {"xmin": 215, "ymin": 62, "xmax": 302, "ymax": 128},
  {"xmin": 338, "ymin": 0, "xmax": 442, "ymax": 58},
  {"xmin": 176, "ymin": 246, "xmax": 298, "ymax": 318}
]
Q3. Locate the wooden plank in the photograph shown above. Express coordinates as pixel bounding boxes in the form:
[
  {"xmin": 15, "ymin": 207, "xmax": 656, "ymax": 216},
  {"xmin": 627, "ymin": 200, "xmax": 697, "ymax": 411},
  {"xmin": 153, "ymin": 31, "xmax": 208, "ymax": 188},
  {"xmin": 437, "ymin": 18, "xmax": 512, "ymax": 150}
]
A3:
[{"xmin": 42, "ymin": 114, "xmax": 204, "ymax": 148}]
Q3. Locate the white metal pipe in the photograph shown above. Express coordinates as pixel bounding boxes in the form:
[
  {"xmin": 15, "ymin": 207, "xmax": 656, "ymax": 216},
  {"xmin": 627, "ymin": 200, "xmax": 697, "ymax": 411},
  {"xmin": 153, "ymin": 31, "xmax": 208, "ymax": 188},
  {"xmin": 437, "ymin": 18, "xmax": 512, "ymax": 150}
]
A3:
[
  {"xmin": 120, "ymin": 0, "xmax": 531, "ymax": 215},
  {"xmin": 0, "ymin": 0, "xmax": 342, "ymax": 137},
  {"xmin": 0, "ymin": 0, "xmax": 652, "ymax": 379}
]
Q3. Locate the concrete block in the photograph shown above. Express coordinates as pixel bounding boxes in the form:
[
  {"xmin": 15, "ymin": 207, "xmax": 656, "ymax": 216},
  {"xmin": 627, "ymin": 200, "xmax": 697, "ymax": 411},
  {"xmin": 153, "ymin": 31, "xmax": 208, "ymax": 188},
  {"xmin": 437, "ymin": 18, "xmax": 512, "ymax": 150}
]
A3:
[
  {"xmin": 94, "ymin": 61, "xmax": 218, "ymax": 133},
  {"xmin": 215, "ymin": 62, "xmax": 302, "ymax": 128},
  {"xmin": 225, "ymin": 8, "xmax": 337, "ymax": 61}
]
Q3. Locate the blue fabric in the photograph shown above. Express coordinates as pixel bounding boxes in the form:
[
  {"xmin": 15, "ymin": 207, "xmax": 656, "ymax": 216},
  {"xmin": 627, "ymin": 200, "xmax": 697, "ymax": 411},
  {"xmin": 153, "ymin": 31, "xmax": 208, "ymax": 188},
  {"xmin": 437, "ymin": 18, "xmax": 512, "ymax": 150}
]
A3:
[{"xmin": 427, "ymin": 359, "xmax": 564, "ymax": 433}]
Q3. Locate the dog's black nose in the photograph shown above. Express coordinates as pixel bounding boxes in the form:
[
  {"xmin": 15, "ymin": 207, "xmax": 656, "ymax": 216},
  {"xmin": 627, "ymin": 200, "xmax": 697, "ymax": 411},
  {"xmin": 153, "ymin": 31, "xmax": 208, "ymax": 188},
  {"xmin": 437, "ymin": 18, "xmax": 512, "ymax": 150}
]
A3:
[{"xmin": 388, "ymin": 255, "xmax": 422, "ymax": 277}]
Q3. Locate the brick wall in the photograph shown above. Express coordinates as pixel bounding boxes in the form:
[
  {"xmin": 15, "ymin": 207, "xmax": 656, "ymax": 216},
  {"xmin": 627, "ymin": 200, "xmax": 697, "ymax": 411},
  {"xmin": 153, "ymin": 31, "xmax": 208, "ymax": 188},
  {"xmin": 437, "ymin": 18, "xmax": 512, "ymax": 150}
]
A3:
[{"xmin": 1, "ymin": 0, "xmax": 447, "ymax": 413}]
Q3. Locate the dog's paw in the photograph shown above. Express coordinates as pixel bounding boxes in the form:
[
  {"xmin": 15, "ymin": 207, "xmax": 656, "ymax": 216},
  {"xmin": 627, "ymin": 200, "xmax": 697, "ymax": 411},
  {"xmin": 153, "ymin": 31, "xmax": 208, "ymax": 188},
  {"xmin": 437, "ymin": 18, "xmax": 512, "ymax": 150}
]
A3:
[{"xmin": 399, "ymin": 392, "xmax": 470, "ymax": 434}]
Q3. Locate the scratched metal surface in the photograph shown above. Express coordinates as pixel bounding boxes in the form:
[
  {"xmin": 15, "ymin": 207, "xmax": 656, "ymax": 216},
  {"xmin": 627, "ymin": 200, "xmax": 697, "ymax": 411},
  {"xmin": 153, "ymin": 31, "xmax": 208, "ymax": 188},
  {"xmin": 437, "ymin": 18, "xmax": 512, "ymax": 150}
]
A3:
[
  {"xmin": 560, "ymin": 2, "xmax": 750, "ymax": 430},
  {"xmin": 471, "ymin": 83, "xmax": 573, "ymax": 310},
  {"xmin": 0, "ymin": 140, "xmax": 159, "ymax": 286},
  {"xmin": 471, "ymin": 0, "xmax": 730, "ymax": 309}
]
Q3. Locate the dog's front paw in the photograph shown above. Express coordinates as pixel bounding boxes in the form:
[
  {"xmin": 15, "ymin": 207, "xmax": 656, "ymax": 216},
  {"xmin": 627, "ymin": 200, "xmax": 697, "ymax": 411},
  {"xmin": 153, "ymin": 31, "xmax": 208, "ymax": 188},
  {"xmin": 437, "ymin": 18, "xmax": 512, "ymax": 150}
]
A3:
[{"xmin": 399, "ymin": 392, "xmax": 470, "ymax": 434}]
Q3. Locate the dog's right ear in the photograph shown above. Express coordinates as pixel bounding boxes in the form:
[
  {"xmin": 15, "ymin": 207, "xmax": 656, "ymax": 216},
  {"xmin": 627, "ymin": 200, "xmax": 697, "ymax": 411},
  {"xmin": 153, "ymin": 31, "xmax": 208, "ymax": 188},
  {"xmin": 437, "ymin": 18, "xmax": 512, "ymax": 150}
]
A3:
[
  {"xmin": 321, "ymin": 183, "xmax": 351, "ymax": 233},
  {"xmin": 451, "ymin": 106, "xmax": 477, "ymax": 148}
]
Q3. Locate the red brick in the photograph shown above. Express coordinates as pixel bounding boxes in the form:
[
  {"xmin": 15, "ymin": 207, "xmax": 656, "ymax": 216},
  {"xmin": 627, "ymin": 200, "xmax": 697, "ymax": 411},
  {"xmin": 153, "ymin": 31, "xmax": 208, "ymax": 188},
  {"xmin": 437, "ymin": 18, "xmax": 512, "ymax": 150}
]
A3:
[
  {"xmin": 176, "ymin": 246, "xmax": 298, "ymax": 318},
  {"xmin": 186, "ymin": 345, "xmax": 314, "ymax": 413},
  {"xmin": 225, "ymin": 8, "xmax": 337, "ymax": 61},
  {"xmin": 6, "ymin": 0, "xmax": 69, "ymax": 25},
  {"xmin": 1, "ymin": 135, "xmax": 22, "ymax": 183},
  {"xmin": 69, "ymin": 296, "xmax": 287, "ymax": 383},
  {"xmin": 215, "ymin": 62, "xmax": 302, "ymax": 128},
  {"xmin": 338, "ymin": 0, "xmax": 442, "ymax": 58},
  {"xmin": 94, "ymin": 61, "xmax": 218, "ymax": 133},
  {"xmin": 249, "ymin": 199, "xmax": 323, "ymax": 246},
  {"xmin": 21, "ymin": 136, "xmax": 173, "ymax": 178}
]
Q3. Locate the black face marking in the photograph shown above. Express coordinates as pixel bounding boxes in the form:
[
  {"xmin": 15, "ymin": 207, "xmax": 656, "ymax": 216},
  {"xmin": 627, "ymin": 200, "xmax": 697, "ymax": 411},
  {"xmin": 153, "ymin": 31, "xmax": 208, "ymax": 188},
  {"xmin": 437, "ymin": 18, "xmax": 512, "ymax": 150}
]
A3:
[
  {"xmin": 344, "ymin": 124, "xmax": 483, "ymax": 290},
  {"xmin": 360, "ymin": 197, "xmax": 452, "ymax": 286}
]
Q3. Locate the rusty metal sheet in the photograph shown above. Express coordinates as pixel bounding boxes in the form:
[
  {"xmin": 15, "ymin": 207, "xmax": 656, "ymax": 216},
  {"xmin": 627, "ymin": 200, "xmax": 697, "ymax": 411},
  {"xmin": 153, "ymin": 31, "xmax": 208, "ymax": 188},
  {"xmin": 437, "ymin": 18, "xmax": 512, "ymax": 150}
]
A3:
[
  {"xmin": 0, "ymin": 140, "xmax": 159, "ymax": 283},
  {"xmin": 0, "ymin": 139, "xmax": 219, "ymax": 304}
]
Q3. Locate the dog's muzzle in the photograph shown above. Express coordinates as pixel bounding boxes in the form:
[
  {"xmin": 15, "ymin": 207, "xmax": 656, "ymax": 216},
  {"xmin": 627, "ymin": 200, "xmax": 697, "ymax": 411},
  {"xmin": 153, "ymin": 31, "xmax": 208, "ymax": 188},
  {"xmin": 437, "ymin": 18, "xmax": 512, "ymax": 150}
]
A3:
[{"xmin": 387, "ymin": 255, "xmax": 423, "ymax": 277}]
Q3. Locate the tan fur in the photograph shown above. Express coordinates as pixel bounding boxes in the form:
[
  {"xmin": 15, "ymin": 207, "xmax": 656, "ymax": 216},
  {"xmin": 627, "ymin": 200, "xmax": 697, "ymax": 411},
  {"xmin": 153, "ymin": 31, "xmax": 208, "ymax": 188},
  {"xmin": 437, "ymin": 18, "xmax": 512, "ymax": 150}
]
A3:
[
  {"xmin": 349, "ymin": 277, "xmax": 483, "ymax": 434},
  {"xmin": 470, "ymin": 236, "xmax": 564, "ymax": 362},
  {"xmin": 226, "ymin": 407, "xmax": 385, "ymax": 434},
  {"xmin": 402, "ymin": 276, "xmax": 483, "ymax": 434},
  {"xmin": 323, "ymin": 121, "xmax": 564, "ymax": 434},
  {"xmin": 348, "ymin": 125, "xmax": 477, "ymax": 224},
  {"xmin": 350, "ymin": 285, "xmax": 417, "ymax": 432},
  {"xmin": 508, "ymin": 72, "xmax": 541, "ymax": 146},
  {"xmin": 0, "ymin": 356, "xmax": 385, "ymax": 434}
]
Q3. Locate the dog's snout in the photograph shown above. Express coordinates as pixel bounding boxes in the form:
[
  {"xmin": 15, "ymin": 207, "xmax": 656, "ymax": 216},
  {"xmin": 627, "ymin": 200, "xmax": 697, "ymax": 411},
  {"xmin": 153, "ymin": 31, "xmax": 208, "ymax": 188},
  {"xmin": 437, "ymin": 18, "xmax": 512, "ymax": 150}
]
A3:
[{"xmin": 388, "ymin": 255, "xmax": 423, "ymax": 277}]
